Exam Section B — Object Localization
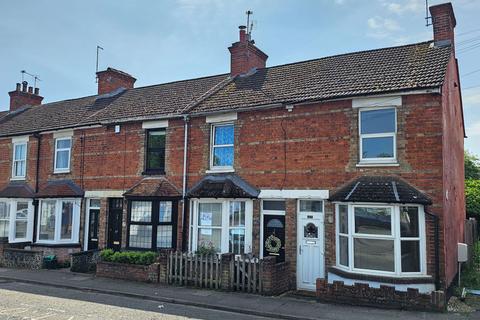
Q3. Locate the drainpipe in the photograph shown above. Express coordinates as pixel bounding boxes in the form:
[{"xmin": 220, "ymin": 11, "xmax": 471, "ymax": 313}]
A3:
[
  {"xmin": 32, "ymin": 132, "xmax": 41, "ymax": 243},
  {"xmin": 181, "ymin": 115, "xmax": 189, "ymax": 251},
  {"xmin": 425, "ymin": 208, "xmax": 441, "ymax": 290}
]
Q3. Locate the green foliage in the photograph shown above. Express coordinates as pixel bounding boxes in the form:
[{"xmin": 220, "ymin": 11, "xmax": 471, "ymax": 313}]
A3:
[
  {"xmin": 465, "ymin": 151, "xmax": 480, "ymax": 180},
  {"xmin": 196, "ymin": 241, "xmax": 218, "ymax": 255},
  {"xmin": 466, "ymin": 179, "xmax": 480, "ymax": 218},
  {"xmin": 460, "ymin": 241, "xmax": 480, "ymax": 290},
  {"xmin": 100, "ymin": 249, "xmax": 158, "ymax": 265}
]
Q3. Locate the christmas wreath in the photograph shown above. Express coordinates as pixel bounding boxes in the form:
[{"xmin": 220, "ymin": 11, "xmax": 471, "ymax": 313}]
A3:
[{"xmin": 265, "ymin": 234, "xmax": 282, "ymax": 253}]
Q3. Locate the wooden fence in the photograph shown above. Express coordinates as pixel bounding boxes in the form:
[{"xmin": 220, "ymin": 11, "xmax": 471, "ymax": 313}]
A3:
[
  {"xmin": 465, "ymin": 218, "xmax": 478, "ymax": 265},
  {"xmin": 231, "ymin": 255, "xmax": 262, "ymax": 294}
]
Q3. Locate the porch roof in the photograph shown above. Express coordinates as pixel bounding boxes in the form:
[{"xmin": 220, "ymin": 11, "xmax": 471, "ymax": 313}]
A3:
[
  {"xmin": 123, "ymin": 177, "xmax": 182, "ymax": 198},
  {"xmin": 0, "ymin": 182, "xmax": 35, "ymax": 198},
  {"xmin": 187, "ymin": 174, "xmax": 260, "ymax": 199},
  {"xmin": 36, "ymin": 180, "xmax": 84, "ymax": 198}
]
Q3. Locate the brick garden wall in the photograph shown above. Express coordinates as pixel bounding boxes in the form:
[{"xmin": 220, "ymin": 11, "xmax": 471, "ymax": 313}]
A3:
[{"xmin": 96, "ymin": 261, "xmax": 160, "ymax": 283}]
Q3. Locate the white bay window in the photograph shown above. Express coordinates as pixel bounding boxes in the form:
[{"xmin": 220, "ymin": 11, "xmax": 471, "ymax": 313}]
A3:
[
  {"xmin": 0, "ymin": 199, "xmax": 34, "ymax": 242},
  {"xmin": 37, "ymin": 199, "xmax": 80, "ymax": 244}
]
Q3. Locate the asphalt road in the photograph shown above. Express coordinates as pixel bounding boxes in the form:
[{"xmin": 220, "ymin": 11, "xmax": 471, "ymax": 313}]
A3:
[{"xmin": 0, "ymin": 280, "xmax": 269, "ymax": 320}]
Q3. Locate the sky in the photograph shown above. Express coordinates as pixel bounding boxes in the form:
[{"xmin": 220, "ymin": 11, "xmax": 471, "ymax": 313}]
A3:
[{"xmin": 1, "ymin": 0, "xmax": 479, "ymax": 155}]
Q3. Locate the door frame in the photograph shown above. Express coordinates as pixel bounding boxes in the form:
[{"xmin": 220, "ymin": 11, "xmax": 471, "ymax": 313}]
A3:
[
  {"xmin": 84, "ymin": 198, "xmax": 101, "ymax": 251},
  {"xmin": 107, "ymin": 198, "xmax": 124, "ymax": 251},
  {"xmin": 296, "ymin": 199, "xmax": 325, "ymax": 291},
  {"xmin": 260, "ymin": 199, "xmax": 286, "ymax": 259}
]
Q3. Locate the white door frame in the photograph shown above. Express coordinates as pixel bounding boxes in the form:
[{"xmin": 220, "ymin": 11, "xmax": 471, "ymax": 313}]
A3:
[{"xmin": 83, "ymin": 198, "xmax": 101, "ymax": 251}]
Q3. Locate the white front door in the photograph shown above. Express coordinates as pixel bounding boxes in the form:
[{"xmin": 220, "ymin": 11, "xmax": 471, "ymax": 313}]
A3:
[{"xmin": 297, "ymin": 200, "xmax": 325, "ymax": 291}]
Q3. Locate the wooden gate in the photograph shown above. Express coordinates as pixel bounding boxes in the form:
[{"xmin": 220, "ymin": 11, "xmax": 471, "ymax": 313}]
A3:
[
  {"xmin": 167, "ymin": 252, "xmax": 221, "ymax": 289},
  {"xmin": 231, "ymin": 255, "xmax": 262, "ymax": 294}
]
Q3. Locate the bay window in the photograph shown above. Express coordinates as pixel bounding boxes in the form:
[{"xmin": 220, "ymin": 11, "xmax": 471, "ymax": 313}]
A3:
[
  {"xmin": 12, "ymin": 142, "xmax": 27, "ymax": 179},
  {"xmin": 190, "ymin": 199, "xmax": 252, "ymax": 255},
  {"xmin": 38, "ymin": 199, "xmax": 80, "ymax": 243},
  {"xmin": 359, "ymin": 108, "xmax": 396, "ymax": 163},
  {"xmin": 0, "ymin": 199, "xmax": 33, "ymax": 242},
  {"xmin": 0, "ymin": 201, "xmax": 10, "ymax": 238},
  {"xmin": 210, "ymin": 123, "xmax": 234, "ymax": 170},
  {"xmin": 54, "ymin": 137, "xmax": 72, "ymax": 173},
  {"xmin": 336, "ymin": 204, "xmax": 425, "ymax": 276}
]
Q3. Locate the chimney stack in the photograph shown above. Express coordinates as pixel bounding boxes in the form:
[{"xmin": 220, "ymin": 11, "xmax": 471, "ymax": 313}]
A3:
[
  {"xmin": 228, "ymin": 25, "xmax": 268, "ymax": 76},
  {"xmin": 8, "ymin": 81, "xmax": 43, "ymax": 112},
  {"xmin": 96, "ymin": 67, "xmax": 136, "ymax": 95},
  {"xmin": 430, "ymin": 2, "xmax": 456, "ymax": 51}
]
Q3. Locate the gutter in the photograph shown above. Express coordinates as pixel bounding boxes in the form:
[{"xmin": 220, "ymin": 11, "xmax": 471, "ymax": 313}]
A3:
[
  {"xmin": 181, "ymin": 115, "xmax": 189, "ymax": 251},
  {"xmin": 32, "ymin": 132, "xmax": 41, "ymax": 244},
  {"xmin": 425, "ymin": 209, "xmax": 441, "ymax": 290}
]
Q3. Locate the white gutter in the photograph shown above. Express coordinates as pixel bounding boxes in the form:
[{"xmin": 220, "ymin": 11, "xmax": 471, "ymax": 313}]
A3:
[{"xmin": 182, "ymin": 115, "xmax": 189, "ymax": 197}]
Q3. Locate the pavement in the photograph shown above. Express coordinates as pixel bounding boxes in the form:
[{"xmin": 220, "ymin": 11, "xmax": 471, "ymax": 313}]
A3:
[{"xmin": 0, "ymin": 267, "xmax": 477, "ymax": 320}]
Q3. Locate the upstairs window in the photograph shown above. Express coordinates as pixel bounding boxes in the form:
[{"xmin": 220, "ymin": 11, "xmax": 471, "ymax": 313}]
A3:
[
  {"xmin": 145, "ymin": 129, "xmax": 166, "ymax": 174},
  {"xmin": 210, "ymin": 123, "xmax": 234, "ymax": 170},
  {"xmin": 359, "ymin": 108, "xmax": 396, "ymax": 163},
  {"xmin": 54, "ymin": 137, "xmax": 72, "ymax": 173},
  {"xmin": 12, "ymin": 142, "xmax": 27, "ymax": 179}
]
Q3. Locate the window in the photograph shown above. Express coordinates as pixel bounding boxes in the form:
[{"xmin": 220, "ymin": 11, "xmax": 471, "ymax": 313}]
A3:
[
  {"xmin": 359, "ymin": 108, "xmax": 396, "ymax": 163},
  {"xmin": 38, "ymin": 199, "xmax": 80, "ymax": 243},
  {"xmin": 190, "ymin": 199, "xmax": 252, "ymax": 255},
  {"xmin": 0, "ymin": 201, "xmax": 10, "ymax": 238},
  {"xmin": 145, "ymin": 129, "xmax": 166, "ymax": 173},
  {"xmin": 127, "ymin": 200, "xmax": 176, "ymax": 250},
  {"xmin": 336, "ymin": 204, "xmax": 425, "ymax": 276},
  {"xmin": 14, "ymin": 201, "xmax": 29, "ymax": 240},
  {"xmin": 54, "ymin": 137, "xmax": 72, "ymax": 173},
  {"xmin": 12, "ymin": 142, "xmax": 27, "ymax": 179},
  {"xmin": 210, "ymin": 124, "xmax": 234, "ymax": 170}
]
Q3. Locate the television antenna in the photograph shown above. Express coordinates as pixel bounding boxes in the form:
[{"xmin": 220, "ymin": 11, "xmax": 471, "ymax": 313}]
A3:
[
  {"xmin": 246, "ymin": 10, "xmax": 254, "ymax": 36},
  {"xmin": 96, "ymin": 45, "xmax": 104, "ymax": 83},
  {"xmin": 425, "ymin": 0, "xmax": 432, "ymax": 26},
  {"xmin": 21, "ymin": 70, "xmax": 41, "ymax": 89}
]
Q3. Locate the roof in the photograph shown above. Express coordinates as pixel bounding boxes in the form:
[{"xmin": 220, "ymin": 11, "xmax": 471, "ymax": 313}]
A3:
[
  {"xmin": 328, "ymin": 176, "xmax": 432, "ymax": 205},
  {"xmin": 187, "ymin": 174, "xmax": 260, "ymax": 198},
  {"xmin": 124, "ymin": 177, "xmax": 181, "ymax": 198},
  {"xmin": 0, "ymin": 182, "xmax": 35, "ymax": 198},
  {"xmin": 36, "ymin": 180, "xmax": 84, "ymax": 198}
]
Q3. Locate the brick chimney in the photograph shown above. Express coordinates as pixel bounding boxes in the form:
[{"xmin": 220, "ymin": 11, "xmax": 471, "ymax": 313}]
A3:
[
  {"xmin": 228, "ymin": 26, "xmax": 268, "ymax": 76},
  {"xmin": 96, "ymin": 67, "xmax": 136, "ymax": 95},
  {"xmin": 430, "ymin": 2, "xmax": 456, "ymax": 51},
  {"xmin": 8, "ymin": 81, "xmax": 43, "ymax": 112}
]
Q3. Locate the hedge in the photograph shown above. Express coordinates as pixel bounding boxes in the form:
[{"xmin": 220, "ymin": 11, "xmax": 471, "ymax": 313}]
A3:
[{"xmin": 100, "ymin": 249, "xmax": 158, "ymax": 266}]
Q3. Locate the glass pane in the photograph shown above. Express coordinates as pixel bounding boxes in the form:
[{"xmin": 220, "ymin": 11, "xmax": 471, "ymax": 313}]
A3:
[
  {"xmin": 266, "ymin": 218, "xmax": 284, "ymax": 228},
  {"xmin": 360, "ymin": 108, "xmax": 395, "ymax": 134},
  {"xmin": 300, "ymin": 200, "xmax": 323, "ymax": 212},
  {"xmin": 339, "ymin": 235, "xmax": 349, "ymax": 267},
  {"xmin": 157, "ymin": 225, "xmax": 173, "ymax": 248},
  {"xmin": 339, "ymin": 205, "xmax": 348, "ymax": 234},
  {"xmin": 0, "ymin": 201, "xmax": 10, "ymax": 219},
  {"xmin": 129, "ymin": 225, "xmax": 152, "ymax": 248},
  {"xmin": 39, "ymin": 201, "xmax": 56, "ymax": 241},
  {"xmin": 147, "ymin": 151, "xmax": 165, "ymax": 170},
  {"xmin": 61, "ymin": 201, "xmax": 73, "ymax": 240},
  {"xmin": 214, "ymin": 125, "xmax": 234, "ymax": 145},
  {"xmin": 354, "ymin": 207, "xmax": 392, "ymax": 235},
  {"xmin": 89, "ymin": 199, "xmax": 101, "ymax": 208},
  {"xmin": 16, "ymin": 202, "xmax": 28, "ymax": 219},
  {"xmin": 0, "ymin": 202, "xmax": 10, "ymax": 238},
  {"xmin": 213, "ymin": 146, "xmax": 234, "ymax": 167},
  {"xmin": 229, "ymin": 201, "xmax": 245, "ymax": 227},
  {"xmin": 262, "ymin": 200, "xmax": 286, "ymax": 211},
  {"xmin": 229, "ymin": 228, "xmax": 245, "ymax": 254},
  {"xmin": 57, "ymin": 139, "xmax": 71, "ymax": 149},
  {"xmin": 304, "ymin": 223, "xmax": 318, "ymax": 238},
  {"xmin": 15, "ymin": 144, "xmax": 26, "ymax": 161},
  {"xmin": 15, "ymin": 221, "xmax": 27, "ymax": 239},
  {"xmin": 131, "ymin": 201, "xmax": 152, "ymax": 222},
  {"xmin": 15, "ymin": 160, "xmax": 26, "ymax": 177},
  {"xmin": 0, "ymin": 221, "xmax": 9, "ymax": 238},
  {"xmin": 354, "ymin": 238, "xmax": 394, "ymax": 272},
  {"xmin": 198, "ymin": 228, "xmax": 222, "ymax": 253},
  {"xmin": 401, "ymin": 240, "xmax": 421, "ymax": 272},
  {"xmin": 159, "ymin": 201, "xmax": 172, "ymax": 223},
  {"xmin": 198, "ymin": 203, "xmax": 222, "ymax": 226},
  {"xmin": 148, "ymin": 130, "xmax": 166, "ymax": 148},
  {"xmin": 56, "ymin": 150, "xmax": 70, "ymax": 169},
  {"xmin": 400, "ymin": 207, "xmax": 419, "ymax": 238},
  {"xmin": 362, "ymin": 136, "xmax": 394, "ymax": 159}
]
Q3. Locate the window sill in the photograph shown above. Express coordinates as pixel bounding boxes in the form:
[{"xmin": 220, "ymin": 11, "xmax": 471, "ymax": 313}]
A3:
[
  {"xmin": 356, "ymin": 162, "xmax": 399, "ymax": 167},
  {"xmin": 10, "ymin": 177, "xmax": 26, "ymax": 181},
  {"xmin": 206, "ymin": 168, "xmax": 235, "ymax": 174},
  {"xmin": 53, "ymin": 170, "xmax": 71, "ymax": 174},
  {"xmin": 328, "ymin": 266, "xmax": 432, "ymax": 284},
  {"xmin": 142, "ymin": 170, "xmax": 166, "ymax": 176}
]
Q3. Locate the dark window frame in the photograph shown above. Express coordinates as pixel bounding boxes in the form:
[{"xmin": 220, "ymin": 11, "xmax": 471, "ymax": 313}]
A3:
[{"xmin": 144, "ymin": 129, "xmax": 166, "ymax": 175}]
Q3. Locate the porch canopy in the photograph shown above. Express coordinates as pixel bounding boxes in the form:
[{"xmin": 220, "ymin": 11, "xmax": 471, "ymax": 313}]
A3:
[
  {"xmin": 187, "ymin": 174, "xmax": 259, "ymax": 198},
  {"xmin": 36, "ymin": 180, "xmax": 84, "ymax": 198},
  {"xmin": 329, "ymin": 176, "xmax": 432, "ymax": 205},
  {"xmin": 0, "ymin": 182, "xmax": 35, "ymax": 198},
  {"xmin": 123, "ymin": 177, "xmax": 181, "ymax": 198}
]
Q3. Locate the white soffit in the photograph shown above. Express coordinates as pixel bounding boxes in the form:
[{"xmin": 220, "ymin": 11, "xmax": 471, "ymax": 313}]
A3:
[
  {"xmin": 352, "ymin": 96, "xmax": 402, "ymax": 109},
  {"xmin": 53, "ymin": 129, "xmax": 74, "ymax": 139},
  {"xmin": 142, "ymin": 120, "xmax": 169, "ymax": 129},
  {"xmin": 84, "ymin": 190, "xmax": 125, "ymax": 198},
  {"xmin": 206, "ymin": 112, "xmax": 237, "ymax": 123},
  {"xmin": 11, "ymin": 135, "xmax": 30, "ymax": 143},
  {"xmin": 259, "ymin": 189, "xmax": 329, "ymax": 199}
]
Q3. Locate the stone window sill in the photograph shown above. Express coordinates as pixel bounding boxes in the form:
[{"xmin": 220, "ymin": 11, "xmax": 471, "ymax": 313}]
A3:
[
  {"xmin": 328, "ymin": 267, "xmax": 433, "ymax": 284},
  {"xmin": 356, "ymin": 162, "xmax": 400, "ymax": 167}
]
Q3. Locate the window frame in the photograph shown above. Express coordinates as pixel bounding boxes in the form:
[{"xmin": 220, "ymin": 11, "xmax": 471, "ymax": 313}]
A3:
[
  {"xmin": 11, "ymin": 141, "xmax": 28, "ymax": 180},
  {"xmin": 144, "ymin": 128, "xmax": 166, "ymax": 174},
  {"xmin": 0, "ymin": 200, "xmax": 11, "ymax": 239},
  {"xmin": 358, "ymin": 107, "xmax": 397, "ymax": 164},
  {"xmin": 209, "ymin": 122, "xmax": 235, "ymax": 171},
  {"xmin": 0, "ymin": 198, "xmax": 34, "ymax": 243},
  {"xmin": 54, "ymin": 137, "xmax": 72, "ymax": 173},
  {"xmin": 36, "ymin": 198, "xmax": 80, "ymax": 244},
  {"xmin": 335, "ymin": 203, "xmax": 426, "ymax": 277}
]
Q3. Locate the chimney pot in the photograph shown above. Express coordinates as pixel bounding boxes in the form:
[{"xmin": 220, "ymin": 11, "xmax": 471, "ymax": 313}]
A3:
[
  {"xmin": 34, "ymin": 87, "xmax": 39, "ymax": 95},
  {"xmin": 28, "ymin": 86, "xmax": 33, "ymax": 94},
  {"xmin": 239, "ymin": 25, "xmax": 247, "ymax": 42},
  {"xmin": 22, "ymin": 81, "xmax": 28, "ymax": 92},
  {"xmin": 15, "ymin": 83, "xmax": 21, "ymax": 91}
]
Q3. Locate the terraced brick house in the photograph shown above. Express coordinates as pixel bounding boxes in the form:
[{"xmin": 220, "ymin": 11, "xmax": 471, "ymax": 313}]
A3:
[{"xmin": 0, "ymin": 1, "xmax": 465, "ymax": 300}]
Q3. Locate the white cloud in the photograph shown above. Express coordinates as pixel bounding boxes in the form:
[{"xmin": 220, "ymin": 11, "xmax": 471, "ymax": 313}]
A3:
[
  {"xmin": 381, "ymin": 0, "xmax": 423, "ymax": 15},
  {"xmin": 366, "ymin": 16, "xmax": 401, "ymax": 39}
]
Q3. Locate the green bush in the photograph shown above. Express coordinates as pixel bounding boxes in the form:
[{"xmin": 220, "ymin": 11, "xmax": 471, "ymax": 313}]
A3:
[
  {"xmin": 99, "ymin": 249, "xmax": 158, "ymax": 265},
  {"xmin": 460, "ymin": 241, "xmax": 480, "ymax": 289},
  {"xmin": 466, "ymin": 179, "xmax": 480, "ymax": 218}
]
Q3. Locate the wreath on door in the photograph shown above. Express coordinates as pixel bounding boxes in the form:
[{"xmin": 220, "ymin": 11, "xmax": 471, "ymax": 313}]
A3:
[{"xmin": 265, "ymin": 234, "xmax": 282, "ymax": 253}]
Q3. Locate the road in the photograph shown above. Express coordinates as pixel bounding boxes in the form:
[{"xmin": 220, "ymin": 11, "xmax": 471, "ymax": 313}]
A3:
[{"xmin": 0, "ymin": 280, "xmax": 268, "ymax": 320}]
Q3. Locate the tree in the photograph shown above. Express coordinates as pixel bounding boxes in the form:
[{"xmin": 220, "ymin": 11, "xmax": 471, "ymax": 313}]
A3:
[
  {"xmin": 465, "ymin": 150, "xmax": 480, "ymax": 180},
  {"xmin": 466, "ymin": 179, "xmax": 480, "ymax": 218}
]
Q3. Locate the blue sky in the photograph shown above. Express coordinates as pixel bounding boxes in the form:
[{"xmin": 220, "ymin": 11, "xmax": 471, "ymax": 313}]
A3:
[{"xmin": 1, "ymin": 0, "xmax": 479, "ymax": 155}]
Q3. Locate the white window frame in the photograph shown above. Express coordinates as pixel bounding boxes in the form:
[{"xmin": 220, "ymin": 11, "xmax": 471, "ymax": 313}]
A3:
[
  {"xmin": 11, "ymin": 141, "xmax": 28, "ymax": 180},
  {"xmin": 54, "ymin": 137, "xmax": 72, "ymax": 173},
  {"xmin": 335, "ymin": 203, "xmax": 426, "ymax": 277},
  {"xmin": 0, "ymin": 199, "xmax": 11, "ymax": 239},
  {"xmin": 189, "ymin": 198, "xmax": 252, "ymax": 255},
  {"xmin": 0, "ymin": 198, "xmax": 34, "ymax": 243},
  {"xmin": 209, "ymin": 123, "xmax": 235, "ymax": 172},
  {"xmin": 260, "ymin": 199, "xmax": 286, "ymax": 258},
  {"xmin": 359, "ymin": 107, "xmax": 397, "ymax": 164},
  {"xmin": 37, "ymin": 198, "xmax": 80, "ymax": 244}
]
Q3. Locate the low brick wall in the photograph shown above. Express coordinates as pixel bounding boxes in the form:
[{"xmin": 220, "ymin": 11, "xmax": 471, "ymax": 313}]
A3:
[
  {"xmin": 2, "ymin": 248, "xmax": 44, "ymax": 269},
  {"xmin": 30, "ymin": 245, "xmax": 81, "ymax": 263},
  {"xmin": 70, "ymin": 250, "xmax": 100, "ymax": 273},
  {"xmin": 262, "ymin": 256, "xmax": 291, "ymax": 296},
  {"xmin": 96, "ymin": 261, "xmax": 160, "ymax": 283},
  {"xmin": 316, "ymin": 279, "xmax": 446, "ymax": 312}
]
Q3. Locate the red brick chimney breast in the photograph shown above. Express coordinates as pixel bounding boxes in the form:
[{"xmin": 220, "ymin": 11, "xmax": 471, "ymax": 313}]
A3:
[
  {"xmin": 96, "ymin": 67, "xmax": 136, "ymax": 95},
  {"xmin": 8, "ymin": 81, "xmax": 43, "ymax": 112},
  {"xmin": 228, "ymin": 26, "xmax": 268, "ymax": 76},
  {"xmin": 430, "ymin": 2, "xmax": 456, "ymax": 51}
]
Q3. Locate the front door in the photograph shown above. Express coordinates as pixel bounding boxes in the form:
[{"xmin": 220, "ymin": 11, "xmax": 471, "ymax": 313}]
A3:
[
  {"xmin": 87, "ymin": 203, "xmax": 100, "ymax": 250},
  {"xmin": 263, "ymin": 214, "xmax": 286, "ymax": 262},
  {"xmin": 297, "ymin": 200, "xmax": 325, "ymax": 291},
  {"xmin": 107, "ymin": 198, "xmax": 123, "ymax": 251}
]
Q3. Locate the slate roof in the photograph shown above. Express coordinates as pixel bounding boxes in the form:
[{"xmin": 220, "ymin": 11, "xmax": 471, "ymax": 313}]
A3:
[
  {"xmin": 329, "ymin": 176, "xmax": 432, "ymax": 205},
  {"xmin": 124, "ymin": 177, "xmax": 182, "ymax": 198},
  {"xmin": 0, "ymin": 182, "xmax": 35, "ymax": 198},
  {"xmin": 36, "ymin": 180, "xmax": 84, "ymax": 198},
  {"xmin": 188, "ymin": 174, "xmax": 260, "ymax": 198}
]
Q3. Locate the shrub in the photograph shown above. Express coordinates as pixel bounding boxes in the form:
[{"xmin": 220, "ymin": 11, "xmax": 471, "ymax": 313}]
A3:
[
  {"xmin": 99, "ymin": 249, "xmax": 158, "ymax": 265},
  {"xmin": 196, "ymin": 241, "xmax": 218, "ymax": 255},
  {"xmin": 466, "ymin": 179, "xmax": 480, "ymax": 218}
]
